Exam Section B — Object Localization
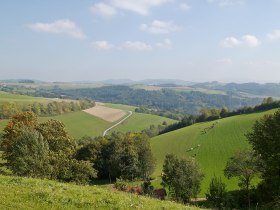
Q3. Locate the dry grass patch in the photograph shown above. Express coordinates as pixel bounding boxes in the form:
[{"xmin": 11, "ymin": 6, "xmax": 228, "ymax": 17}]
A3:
[{"xmin": 83, "ymin": 103, "xmax": 127, "ymax": 122}]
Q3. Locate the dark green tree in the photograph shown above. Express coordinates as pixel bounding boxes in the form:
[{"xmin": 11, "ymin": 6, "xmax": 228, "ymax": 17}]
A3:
[
  {"xmin": 246, "ymin": 110, "xmax": 280, "ymax": 201},
  {"xmin": 206, "ymin": 175, "xmax": 227, "ymax": 209},
  {"xmin": 6, "ymin": 130, "xmax": 52, "ymax": 178},
  {"xmin": 224, "ymin": 149, "xmax": 261, "ymax": 209},
  {"xmin": 162, "ymin": 154, "xmax": 204, "ymax": 203}
]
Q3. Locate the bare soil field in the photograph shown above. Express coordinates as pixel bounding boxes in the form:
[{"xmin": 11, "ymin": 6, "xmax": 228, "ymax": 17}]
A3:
[{"xmin": 83, "ymin": 103, "xmax": 127, "ymax": 122}]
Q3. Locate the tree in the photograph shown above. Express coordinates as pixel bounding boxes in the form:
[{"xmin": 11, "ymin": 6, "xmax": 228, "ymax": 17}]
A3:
[
  {"xmin": 134, "ymin": 133, "xmax": 155, "ymax": 181},
  {"xmin": 110, "ymin": 133, "xmax": 139, "ymax": 180},
  {"xmin": 206, "ymin": 175, "xmax": 227, "ymax": 209},
  {"xmin": 1, "ymin": 112, "xmax": 38, "ymax": 159},
  {"xmin": 224, "ymin": 149, "xmax": 261, "ymax": 209},
  {"xmin": 161, "ymin": 154, "xmax": 204, "ymax": 203},
  {"xmin": 36, "ymin": 119, "xmax": 75, "ymax": 155},
  {"xmin": 246, "ymin": 110, "xmax": 280, "ymax": 201},
  {"xmin": 6, "ymin": 130, "xmax": 52, "ymax": 178}
]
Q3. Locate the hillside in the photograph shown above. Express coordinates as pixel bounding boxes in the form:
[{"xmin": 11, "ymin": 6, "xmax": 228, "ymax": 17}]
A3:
[
  {"xmin": 150, "ymin": 109, "xmax": 277, "ymax": 194},
  {"xmin": 0, "ymin": 175, "xmax": 203, "ymax": 210}
]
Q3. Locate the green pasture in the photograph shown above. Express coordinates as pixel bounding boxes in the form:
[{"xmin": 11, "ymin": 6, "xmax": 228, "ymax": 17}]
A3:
[
  {"xmin": 151, "ymin": 109, "xmax": 277, "ymax": 195},
  {"xmin": 40, "ymin": 111, "xmax": 112, "ymax": 139},
  {"xmin": 111, "ymin": 112, "xmax": 177, "ymax": 134}
]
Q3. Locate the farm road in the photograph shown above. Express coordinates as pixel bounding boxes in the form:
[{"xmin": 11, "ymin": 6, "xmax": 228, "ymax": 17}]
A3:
[{"xmin": 103, "ymin": 111, "xmax": 133, "ymax": 136}]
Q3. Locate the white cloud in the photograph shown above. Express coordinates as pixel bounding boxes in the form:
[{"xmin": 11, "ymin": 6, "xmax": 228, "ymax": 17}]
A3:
[
  {"xmin": 28, "ymin": 19, "xmax": 86, "ymax": 39},
  {"xmin": 208, "ymin": 0, "xmax": 245, "ymax": 7},
  {"xmin": 220, "ymin": 35, "xmax": 260, "ymax": 48},
  {"xmin": 112, "ymin": 0, "xmax": 171, "ymax": 15},
  {"xmin": 156, "ymin": 39, "xmax": 172, "ymax": 48},
  {"xmin": 91, "ymin": 41, "xmax": 114, "ymax": 50},
  {"xmin": 267, "ymin": 30, "xmax": 280, "ymax": 41},
  {"xmin": 179, "ymin": 3, "xmax": 191, "ymax": 11},
  {"xmin": 90, "ymin": 3, "xmax": 117, "ymax": 17},
  {"xmin": 122, "ymin": 41, "xmax": 153, "ymax": 51},
  {"xmin": 241, "ymin": 35, "xmax": 260, "ymax": 47},
  {"xmin": 220, "ymin": 37, "xmax": 241, "ymax": 48},
  {"xmin": 141, "ymin": 20, "xmax": 180, "ymax": 34}
]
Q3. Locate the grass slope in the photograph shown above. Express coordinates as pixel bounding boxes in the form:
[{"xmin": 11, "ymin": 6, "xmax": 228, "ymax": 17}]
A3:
[
  {"xmin": 111, "ymin": 112, "xmax": 176, "ymax": 134},
  {"xmin": 151, "ymin": 109, "xmax": 277, "ymax": 195},
  {"xmin": 40, "ymin": 111, "xmax": 111, "ymax": 139},
  {"xmin": 0, "ymin": 175, "xmax": 203, "ymax": 210},
  {"xmin": 104, "ymin": 103, "xmax": 177, "ymax": 134}
]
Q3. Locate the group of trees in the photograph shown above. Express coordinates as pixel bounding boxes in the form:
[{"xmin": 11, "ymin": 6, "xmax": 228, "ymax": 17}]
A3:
[
  {"xmin": 0, "ymin": 99, "xmax": 95, "ymax": 119},
  {"xmin": 0, "ymin": 112, "xmax": 156, "ymax": 185},
  {"xmin": 0, "ymin": 112, "xmax": 95, "ymax": 183},
  {"xmin": 76, "ymin": 133, "xmax": 155, "ymax": 182}
]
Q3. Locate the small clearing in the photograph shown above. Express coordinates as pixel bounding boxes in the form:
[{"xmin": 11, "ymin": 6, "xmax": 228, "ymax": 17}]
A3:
[{"xmin": 83, "ymin": 103, "xmax": 127, "ymax": 122}]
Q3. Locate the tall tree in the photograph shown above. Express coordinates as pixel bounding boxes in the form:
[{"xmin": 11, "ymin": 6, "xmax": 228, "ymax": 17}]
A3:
[
  {"xmin": 162, "ymin": 154, "xmax": 204, "ymax": 203},
  {"xmin": 6, "ymin": 130, "xmax": 51, "ymax": 178},
  {"xmin": 224, "ymin": 149, "xmax": 261, "ymax": 209},
  {"xmin": 1, "ymin": 112, "xmax": 38, "ymax": 159},
  {"xmin": 246, "ymin": 110, "xmax": 280, "ymax": 200}
]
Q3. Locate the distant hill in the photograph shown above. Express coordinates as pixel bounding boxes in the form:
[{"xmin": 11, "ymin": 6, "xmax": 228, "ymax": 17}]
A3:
[
  {"xmin": 192, "ymin": 82, "xmax": 280, "ymax": 98},
  {"xmin": 150, "ymin": 108, "xmax": 278, "ymax": 195}
]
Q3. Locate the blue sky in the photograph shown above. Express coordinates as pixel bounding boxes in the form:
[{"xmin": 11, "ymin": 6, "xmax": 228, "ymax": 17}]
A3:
[{"xmin": 1, "ymin": 0, "xmax": 280, "ymax": 82}]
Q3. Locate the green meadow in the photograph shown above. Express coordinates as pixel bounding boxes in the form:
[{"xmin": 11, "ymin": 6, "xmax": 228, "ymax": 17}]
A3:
[
  {"xmin": 0, "ymin": 175, "xmax": 203, "ymax": 210},
  {"xmin": 40, "ymin": 111, "xmax": 112, "ymax": 139},
  {"xmin": 150, "ymin": 109, "xmax": 277, "ymax": 195},
  {"xmin": 111, "ymin": 112, "xmax": 176, "ymax": 134}
]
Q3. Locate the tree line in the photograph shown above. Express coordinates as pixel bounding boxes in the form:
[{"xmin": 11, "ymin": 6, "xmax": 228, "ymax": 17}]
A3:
[
  {"xmin": 0, "ymin": 99, "xmax": 95, "ymax": 119},
  {"xmin": 159, "ymin": 97, "xmax": 280, "ymax": 135}
]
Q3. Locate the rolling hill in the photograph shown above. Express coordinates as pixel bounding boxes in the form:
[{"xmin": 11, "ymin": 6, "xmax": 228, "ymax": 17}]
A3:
[{"xmin": 150, "ymin": 109, "xmax": 277, "ymax": 195}]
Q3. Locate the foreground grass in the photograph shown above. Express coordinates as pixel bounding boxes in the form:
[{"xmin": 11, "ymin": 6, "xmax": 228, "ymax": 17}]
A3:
[
  {"xmin": 151, "ymin": 109, "xmax": 277, "ymax": 195},
  {"xmin": 0, "ymin": 175, "xmax": 203, "ymax": 210}
]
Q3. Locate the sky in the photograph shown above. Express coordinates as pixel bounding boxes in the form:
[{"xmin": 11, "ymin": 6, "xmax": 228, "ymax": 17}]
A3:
[{"xmin": 1, "ymin": 0, "xmax": 280, "ymax": 83}]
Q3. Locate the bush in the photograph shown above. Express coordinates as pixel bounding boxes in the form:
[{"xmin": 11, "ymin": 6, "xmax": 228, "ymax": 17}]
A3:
[{"xmin": 206, "ymin": 176, "xmax": 227, "ymax": 209}]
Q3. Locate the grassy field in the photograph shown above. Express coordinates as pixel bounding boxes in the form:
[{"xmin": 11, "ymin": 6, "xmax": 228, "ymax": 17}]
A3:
[
  {"xmin": 103, "ymin": 103, "xmax": 177, "ymax": 134},
  {"xmin": 0, "ymin": 175, "xmax": 203, "ymax": 210},
  {"xmin": 0, "ymin": 102, "xmax": 176, "ymax": 139},
  {"xmin": 111, "ymin": 112, "xmax": 176, "ymax": 134},
  {"xmin": 40, "ymin": 111, "xmax": 112, "ymax": 139},
  {"xmin": 0, "ymin": 91, "xmax": 49, "ymax": 104},
  {"xmin": 150, "ymin": 109, "xmax": 277, "ymax": 195}
]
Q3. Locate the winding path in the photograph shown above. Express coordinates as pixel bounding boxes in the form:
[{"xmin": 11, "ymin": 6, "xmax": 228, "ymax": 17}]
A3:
[{"xmin": 103, "ymin": 111, "xmax": 133, "ymax": 136}]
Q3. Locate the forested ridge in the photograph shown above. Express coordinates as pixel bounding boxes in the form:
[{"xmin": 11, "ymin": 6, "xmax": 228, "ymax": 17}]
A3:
[{"xmin": 58, "ymin": 86, "xmax": 261, "ymax": 115}]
